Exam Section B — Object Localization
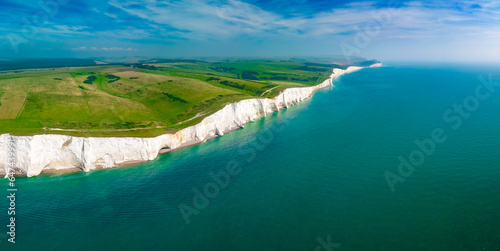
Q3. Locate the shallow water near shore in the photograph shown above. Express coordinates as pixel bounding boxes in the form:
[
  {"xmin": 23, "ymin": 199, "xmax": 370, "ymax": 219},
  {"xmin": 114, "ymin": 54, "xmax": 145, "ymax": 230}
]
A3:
[{"xmin": 2, "ymin": 64, "xmax": 500, "ymax": 250}]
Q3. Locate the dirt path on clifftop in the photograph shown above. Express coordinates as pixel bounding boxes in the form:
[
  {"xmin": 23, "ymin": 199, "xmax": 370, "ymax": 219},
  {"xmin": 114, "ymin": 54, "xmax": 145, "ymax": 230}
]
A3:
[{"xmin": 261, "ymin": 86, "xmax": 279, "ymax": 97}]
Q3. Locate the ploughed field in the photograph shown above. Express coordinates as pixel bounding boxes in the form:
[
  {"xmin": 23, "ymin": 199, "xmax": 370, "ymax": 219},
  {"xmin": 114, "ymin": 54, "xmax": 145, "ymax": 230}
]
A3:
[{"xmin": 0, "ymin": 60, "xmax": 350, "ymax": 137}]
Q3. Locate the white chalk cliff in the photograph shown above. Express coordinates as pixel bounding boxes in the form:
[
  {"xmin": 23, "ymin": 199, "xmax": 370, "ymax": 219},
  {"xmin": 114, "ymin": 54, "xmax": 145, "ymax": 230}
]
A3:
[{"xmin": 1, "ymin": 64, "xmax": 380, "ymax": 177}]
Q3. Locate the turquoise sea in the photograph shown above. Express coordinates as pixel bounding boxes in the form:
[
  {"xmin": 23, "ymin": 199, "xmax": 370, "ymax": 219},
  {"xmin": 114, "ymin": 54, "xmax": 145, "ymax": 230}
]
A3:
[{"xmin": 2, "ymin": 64, "xmax": 500, "ymax": 250}]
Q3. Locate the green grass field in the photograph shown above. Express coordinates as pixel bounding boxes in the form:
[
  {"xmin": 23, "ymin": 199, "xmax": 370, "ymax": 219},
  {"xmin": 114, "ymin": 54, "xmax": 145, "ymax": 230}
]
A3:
[{"xmin": 0, "ymin": 59, "xmax": 362, "ymax": 137}]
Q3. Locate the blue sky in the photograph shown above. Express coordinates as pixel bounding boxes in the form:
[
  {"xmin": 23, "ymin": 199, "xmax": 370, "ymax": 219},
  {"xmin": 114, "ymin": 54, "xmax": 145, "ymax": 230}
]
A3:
[{"xmin": 1, "ymin": 0, "xmax": 500, "ymax": 62}]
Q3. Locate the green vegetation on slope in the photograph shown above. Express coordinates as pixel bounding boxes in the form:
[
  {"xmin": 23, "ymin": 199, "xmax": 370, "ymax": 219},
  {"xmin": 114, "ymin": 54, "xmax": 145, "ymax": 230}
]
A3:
[{"xmin": 0, "ymin": 59, "xmax": 372, "ymax": 137}]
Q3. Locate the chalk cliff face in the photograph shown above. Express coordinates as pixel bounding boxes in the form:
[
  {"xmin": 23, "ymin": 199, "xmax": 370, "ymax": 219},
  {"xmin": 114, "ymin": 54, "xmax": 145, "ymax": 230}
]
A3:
[{"xmin": 0, "ymin": 65, "xmax": 379, "ymax": 177}]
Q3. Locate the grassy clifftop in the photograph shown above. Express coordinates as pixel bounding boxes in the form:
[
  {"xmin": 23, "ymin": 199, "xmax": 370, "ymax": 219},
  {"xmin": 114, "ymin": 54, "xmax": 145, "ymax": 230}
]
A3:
[{"xmin": 0, "ymin": 59, "xmax": 372, "ymax": 137}]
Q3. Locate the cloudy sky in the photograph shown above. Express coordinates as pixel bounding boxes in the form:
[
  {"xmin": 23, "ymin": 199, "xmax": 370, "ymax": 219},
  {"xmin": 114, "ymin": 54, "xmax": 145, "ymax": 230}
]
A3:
[{"xmin": 1, "ymin": 0, "xmax": 500, "ymax": 62}]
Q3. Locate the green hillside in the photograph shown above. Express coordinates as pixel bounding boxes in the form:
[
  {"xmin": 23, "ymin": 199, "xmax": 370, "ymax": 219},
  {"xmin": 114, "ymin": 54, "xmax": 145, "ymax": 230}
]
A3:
[{"xmin": 0, "ymin": 59, "xmax": 372, "ymax": 137}]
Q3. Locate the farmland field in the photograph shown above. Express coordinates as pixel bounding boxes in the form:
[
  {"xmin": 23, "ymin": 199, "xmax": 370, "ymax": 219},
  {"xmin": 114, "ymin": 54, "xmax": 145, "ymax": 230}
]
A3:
[{"xmin": 0, "ymin": 59, "xmax": 371, "ymax": 136}]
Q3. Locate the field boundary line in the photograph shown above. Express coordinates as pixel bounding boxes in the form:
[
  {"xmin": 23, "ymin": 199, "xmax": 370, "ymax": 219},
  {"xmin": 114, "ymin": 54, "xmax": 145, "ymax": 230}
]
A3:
[
  {"xmin": 70, "ymin": 75, "xmax": 94, "ymax": 115},
  {"xmin": 15, "ymin": 92, "xmax": 29, "ymax": 119}
]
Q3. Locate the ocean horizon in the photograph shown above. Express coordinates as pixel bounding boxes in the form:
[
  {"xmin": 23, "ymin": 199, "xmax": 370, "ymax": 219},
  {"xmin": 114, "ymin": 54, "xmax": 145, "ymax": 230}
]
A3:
[{"xmin": 2, "ymin": 63, "xmax": 500, "ymax": 250}]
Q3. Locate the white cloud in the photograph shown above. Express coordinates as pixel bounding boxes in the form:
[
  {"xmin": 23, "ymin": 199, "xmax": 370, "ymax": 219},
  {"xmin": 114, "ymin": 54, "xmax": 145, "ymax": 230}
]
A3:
[
  {"xmin": 14, "ymin": 0, "xmax": 500, "ymax": 60},
  {"xmin": 72, "ymin": 46, "xmax": 88, "ymax": 51},
  {"xmin": 104, "ymin": 12, "xmax": 118, "ymax": 19},
  {"xmin": 108, "ymin": 0, "xmax": 288, "ymax": 39},
  {"xmin": 107, "ymin": 0, "xmax": 500, "ymax": 44},
  {"xmin": 101, "ymin": 47, "xmax": 137, "ymax": 51},
  {"xmin": 72, "ymin": 46, "xmax": 137, "ymax": 51}
]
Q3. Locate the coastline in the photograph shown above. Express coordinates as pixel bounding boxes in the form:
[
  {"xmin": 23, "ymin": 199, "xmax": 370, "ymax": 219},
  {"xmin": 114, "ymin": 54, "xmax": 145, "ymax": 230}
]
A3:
[{"xmin": 0, "ymin": 63, "xmax": 381, "ymax": 177}]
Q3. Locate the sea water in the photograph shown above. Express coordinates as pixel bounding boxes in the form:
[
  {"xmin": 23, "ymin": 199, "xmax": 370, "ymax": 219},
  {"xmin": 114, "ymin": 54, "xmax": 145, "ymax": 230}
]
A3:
[{"xmin": 2, "ymin": 64, "xmax": 500, "ymax": 250}]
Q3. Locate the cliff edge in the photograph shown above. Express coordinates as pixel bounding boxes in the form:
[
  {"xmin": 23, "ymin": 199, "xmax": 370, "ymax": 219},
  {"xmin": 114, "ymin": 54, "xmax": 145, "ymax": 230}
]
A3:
[{"xmin": 0, "ymin": 64, "xmax": 380, "ymax": 177}]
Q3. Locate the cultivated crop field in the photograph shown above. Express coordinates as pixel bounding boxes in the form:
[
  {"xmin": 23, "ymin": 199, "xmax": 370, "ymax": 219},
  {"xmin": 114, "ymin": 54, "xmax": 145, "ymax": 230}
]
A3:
[{"xmin": 0, "ymin": 59, "xmax": 359, "ymax": 137}]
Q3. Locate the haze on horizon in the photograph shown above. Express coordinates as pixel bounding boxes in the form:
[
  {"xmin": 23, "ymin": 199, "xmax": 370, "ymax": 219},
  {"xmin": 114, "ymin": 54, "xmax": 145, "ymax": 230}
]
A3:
[{"xmin": 1, "ymin": 0, "xmax": 499, "ymax": 63}]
